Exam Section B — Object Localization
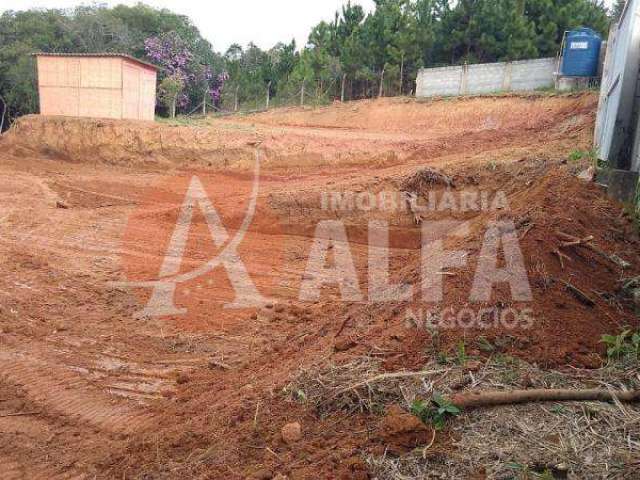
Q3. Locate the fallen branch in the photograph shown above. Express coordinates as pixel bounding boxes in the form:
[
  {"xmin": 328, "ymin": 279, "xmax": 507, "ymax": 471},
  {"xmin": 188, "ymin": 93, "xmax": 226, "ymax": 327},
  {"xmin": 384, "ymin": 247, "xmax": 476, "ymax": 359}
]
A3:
[
  {"xmin": 560, "ymin": 235, "xmax": 594, "ymax": 248},
  {"xmin": 403, "ymin": 192, "xmax": 424, "ymax": 225},
  {"xmin": 207, "ymin": 359, "xmax": 231, "ymax": 370},
  {"xmin": 0, "ymin": 411, "xmax": 40, "ymax": 418},
  {"xmin": 557, "ymin": 231, "xmax": 631, "ymax": 269},
  {"xmin": 330, "ymin": 368, "xmax": 448, "ymax": 398},
  {"xmin": 561, "ymin": 280, "xmax": 596, "ymax": 307},
  {"xmin": 335, "ymin": 316, "xmax": 351, "ymax": 338},
  {"xmin": 450, "ymin": 388, "xmax": 640, "ymax": 409},
  {"xmin": 519, "ymin": 223, "xmax": 535, "ymax": 240},
  {"xmin": 553, "ymin": 249, "xmax": 571, "ymax": 269}
]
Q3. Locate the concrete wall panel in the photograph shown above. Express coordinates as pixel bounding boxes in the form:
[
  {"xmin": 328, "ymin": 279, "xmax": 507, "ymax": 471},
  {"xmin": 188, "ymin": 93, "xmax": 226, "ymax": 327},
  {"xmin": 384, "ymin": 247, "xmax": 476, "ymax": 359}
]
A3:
[
  {"xmin": 510, "ymin": 58, "xmax": 556, "ymax": 91},
  {"xmin": 416, "ymin": 66, "xmax": 463, "ymax": 97},
  {"xmin": 466, "ymin": 62, "xmax": 507, "ymax": 94},
  {"xmin": 416, "ymin": 58, "xmax": 556, "ymax": 98}
]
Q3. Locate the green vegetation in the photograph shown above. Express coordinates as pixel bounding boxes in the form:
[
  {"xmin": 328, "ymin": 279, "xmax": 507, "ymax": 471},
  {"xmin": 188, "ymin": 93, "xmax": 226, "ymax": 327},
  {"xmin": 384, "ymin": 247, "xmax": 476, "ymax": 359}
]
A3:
[
  {"xmin": 568, "ymin": 148, "xmax": 598, "ymax": 163},
  {"xmin": 0, "ymin": 0, "xmax": 613, "ymax": 127},
  {"xmin": 158, "ymin": 75, "xmax": 184, "ymax": 118},
  {"xmin": 411, "ymin": 392, "xmax": 461, "ymax": 430},
  {"xmin": 601, "ymin": 329, "xmax": 640, "ymax": 363}
]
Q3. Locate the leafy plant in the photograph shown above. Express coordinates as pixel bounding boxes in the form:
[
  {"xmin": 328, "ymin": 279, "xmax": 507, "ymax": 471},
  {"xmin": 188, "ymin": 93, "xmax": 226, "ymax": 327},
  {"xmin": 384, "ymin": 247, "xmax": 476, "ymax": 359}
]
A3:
[
  {"xmin": 477, "ymin": 336, "xmax": 495, "ymax": 353},
  {"xmin": 411, "ymin": 393, "xmax": 461, "ymax": 430},
  {"xmin": 568, "ymin": 148, "xmax": 598, "ymax": 164},
  {"xmin": 456, "ymin": 340, "xmax": 468, "ymax": 366},
  {"xmin": 550, "ymin": 404, "xmax": 567, "ymax": 415},
  {"xmin": 568, "ymin": 150, "xmax": 584, "ymax": 162},
  {"xmin": 601, "ymin": 329, "xmax": 640, "ymax": 361}
]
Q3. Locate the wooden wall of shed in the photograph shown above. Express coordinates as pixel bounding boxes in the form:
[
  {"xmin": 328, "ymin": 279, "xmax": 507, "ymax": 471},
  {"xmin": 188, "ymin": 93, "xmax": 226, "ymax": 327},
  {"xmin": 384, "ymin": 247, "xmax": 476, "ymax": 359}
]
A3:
[
  {"xmin": 37, "ymin": 56, "xmax": 156, "ymax": 121},
  {"xmin": 122, "ymin": 60, "xmax": 157, "ymax": 121}
]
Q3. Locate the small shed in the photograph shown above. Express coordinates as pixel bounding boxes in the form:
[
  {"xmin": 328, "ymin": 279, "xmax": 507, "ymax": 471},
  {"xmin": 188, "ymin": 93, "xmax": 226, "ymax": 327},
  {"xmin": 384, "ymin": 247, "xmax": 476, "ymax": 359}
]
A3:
[{"xmin": 34, "ymin": 53, "xmax": 158, "ymax": 121}]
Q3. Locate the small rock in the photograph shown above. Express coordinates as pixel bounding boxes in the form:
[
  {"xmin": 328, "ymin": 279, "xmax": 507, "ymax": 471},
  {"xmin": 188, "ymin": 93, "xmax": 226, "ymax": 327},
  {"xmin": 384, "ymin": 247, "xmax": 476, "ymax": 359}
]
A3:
[
  {"xmin": 633, "ymin": 289, "xmax": 640, "ymax": 308},
  {"xmin": 334, "ymin": 339, "xmax": 357, "ymax": 352},
  {"xmin": 465, "ymin": 360, "xmax": 482, "ymax": 372},
  {"xmin": 379, "ymin": 405, "xmax": 433, "ymax": 455},
  {"xmin": 56, "ymin": 200, "xmax": 69, "ymax": 209},
  {"xmin": 281, "ymin": 422, "xmax": 302, "ymax": 444},
  {"xmin": 250, "ymin": 468, "xmax": 273, "ymax": 480},
  {"xmin": 577, "ymin": 166, "xmax": 595, "ymax": 181}
]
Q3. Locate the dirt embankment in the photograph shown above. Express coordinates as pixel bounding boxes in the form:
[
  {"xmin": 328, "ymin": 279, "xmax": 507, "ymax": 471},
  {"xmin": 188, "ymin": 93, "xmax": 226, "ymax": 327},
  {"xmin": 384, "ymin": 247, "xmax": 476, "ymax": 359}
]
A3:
[{"xmin": 1, "ymin": 93, "xmax": 598, "ymax": 171}]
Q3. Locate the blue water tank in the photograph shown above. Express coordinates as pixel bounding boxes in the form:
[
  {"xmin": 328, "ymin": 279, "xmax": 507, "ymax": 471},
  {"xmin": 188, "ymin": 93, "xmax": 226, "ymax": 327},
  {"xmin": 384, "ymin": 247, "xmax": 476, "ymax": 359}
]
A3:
[{"xmin": 561, "ymin": 28, "xmax": 602, "ymax": 77}]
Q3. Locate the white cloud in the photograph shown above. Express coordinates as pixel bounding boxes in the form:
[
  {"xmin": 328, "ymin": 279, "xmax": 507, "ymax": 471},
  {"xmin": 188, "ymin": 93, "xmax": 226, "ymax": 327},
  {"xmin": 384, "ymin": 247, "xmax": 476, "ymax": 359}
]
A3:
[
  {"xmin": 1, "ymin": 0, "xmax": 615, "ymax": 53},
  {"xmin": 2, "ymin": 0, "xmax": 376, "ymax": 52}
]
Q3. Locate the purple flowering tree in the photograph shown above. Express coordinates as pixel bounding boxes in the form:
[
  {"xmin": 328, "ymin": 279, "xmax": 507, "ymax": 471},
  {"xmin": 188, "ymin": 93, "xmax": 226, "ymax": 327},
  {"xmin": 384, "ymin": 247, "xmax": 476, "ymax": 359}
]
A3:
[
  {"xmin": 144, "ymin": 32, "xmax": 192, "ymax": 110},
  {"xmin": 145, "ymin": 32, "xmax": 227, "ymax": 116}
]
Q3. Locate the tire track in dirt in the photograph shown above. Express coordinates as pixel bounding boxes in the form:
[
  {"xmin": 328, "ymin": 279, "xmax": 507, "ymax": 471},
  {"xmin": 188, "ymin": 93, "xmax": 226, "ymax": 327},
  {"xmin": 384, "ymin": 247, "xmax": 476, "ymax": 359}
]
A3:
[
  {"xmin": 0, "ymin": 454, "xmax": 87, "ymax": 480},
  {"xmin": 0, "ymin": 349, "xmax": 156, "ymax": 434}
]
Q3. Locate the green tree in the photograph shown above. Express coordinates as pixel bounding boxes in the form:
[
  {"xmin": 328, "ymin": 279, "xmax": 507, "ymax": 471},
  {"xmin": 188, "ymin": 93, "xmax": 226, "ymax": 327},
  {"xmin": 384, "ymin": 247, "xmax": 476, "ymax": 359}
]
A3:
[{"xmin": 158, "ymin": 74, "xmax": 183, "ymax": 118}]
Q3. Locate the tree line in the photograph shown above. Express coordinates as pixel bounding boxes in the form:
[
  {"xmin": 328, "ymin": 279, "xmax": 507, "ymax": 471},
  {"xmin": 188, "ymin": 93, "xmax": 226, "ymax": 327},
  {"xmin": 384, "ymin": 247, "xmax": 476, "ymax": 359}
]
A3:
[{"xmin": 0, "ymin": 0, "xmax": 614, "ymax": 127}]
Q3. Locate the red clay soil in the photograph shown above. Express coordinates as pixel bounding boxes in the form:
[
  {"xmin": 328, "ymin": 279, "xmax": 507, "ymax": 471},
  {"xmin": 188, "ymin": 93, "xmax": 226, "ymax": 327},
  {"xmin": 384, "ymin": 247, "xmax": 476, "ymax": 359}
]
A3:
[{"xmin": 0, "ymin": 93, "xmax": 637, "ymax": 479}]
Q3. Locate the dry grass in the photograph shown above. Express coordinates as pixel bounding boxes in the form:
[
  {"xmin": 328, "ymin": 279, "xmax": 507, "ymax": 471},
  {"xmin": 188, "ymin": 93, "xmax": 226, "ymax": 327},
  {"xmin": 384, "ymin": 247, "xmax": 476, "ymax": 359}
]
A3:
[
  {"xmin": 400, "ymin": 167, "xmax": 455, "ymax": 193},
  {"xmin": 287, "ymin": 355, "xmax": 640, "ymax": 479}
]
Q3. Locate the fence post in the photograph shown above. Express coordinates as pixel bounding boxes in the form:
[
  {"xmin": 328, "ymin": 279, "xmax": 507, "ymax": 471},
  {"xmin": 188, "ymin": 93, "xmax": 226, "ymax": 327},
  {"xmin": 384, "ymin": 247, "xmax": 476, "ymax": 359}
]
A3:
[
  {"xmin": 460, "ymin": 63, "xmax": 469, "ymax": 95},
  {"xmin": 503, "ymin": 62, "xmax": 513, "ymax": 91},
  {"xmin": 378, "ymin": 65, "xmax": 386, "ymax": 98},
  {"xmin": 202, "ymin": 90, "xmax": 207, "ymax": 116},
  {"xmin": 266, "ymin": 81, "xmax": 271, "ymax": 109},
  {"xmin": 0, "ymin": 94, "xmax": 6, "ymax": 133}
]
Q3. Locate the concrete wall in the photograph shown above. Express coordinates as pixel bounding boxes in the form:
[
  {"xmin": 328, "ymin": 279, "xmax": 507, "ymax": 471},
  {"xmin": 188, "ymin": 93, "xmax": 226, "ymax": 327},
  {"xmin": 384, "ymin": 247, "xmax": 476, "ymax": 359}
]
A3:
[
  {"xmin": 37, "ymin": 56, "xmax": 156, "ymax": 121},
  {"xmin": 416, "ymin": 58, "xmax": 556, "ymax": 98}
]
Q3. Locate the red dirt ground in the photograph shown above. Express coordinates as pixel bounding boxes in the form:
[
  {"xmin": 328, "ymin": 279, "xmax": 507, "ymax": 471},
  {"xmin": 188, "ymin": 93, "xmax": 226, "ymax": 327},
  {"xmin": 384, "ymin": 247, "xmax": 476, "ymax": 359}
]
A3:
[{"xmin": 0, "ymin": 93, "xmax": 637, "ymax": 479}]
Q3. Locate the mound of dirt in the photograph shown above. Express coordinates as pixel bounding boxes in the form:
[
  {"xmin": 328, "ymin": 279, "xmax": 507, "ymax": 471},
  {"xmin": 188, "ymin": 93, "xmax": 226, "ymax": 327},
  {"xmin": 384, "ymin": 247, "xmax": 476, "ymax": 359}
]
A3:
[
  {"xmin": 348, "ymin": 168, "xmax": 640, "ymax": 369},
  {"xmin": 230, "ymin": 93, "xmax": 597, "ymax": 134},
  {"xmin": 0, "ymin": 92, "xmax": 597, "ymax": 173},
  {"xmin": 0, "ymin": 114, "xmax": 259, "ymax": 168}
]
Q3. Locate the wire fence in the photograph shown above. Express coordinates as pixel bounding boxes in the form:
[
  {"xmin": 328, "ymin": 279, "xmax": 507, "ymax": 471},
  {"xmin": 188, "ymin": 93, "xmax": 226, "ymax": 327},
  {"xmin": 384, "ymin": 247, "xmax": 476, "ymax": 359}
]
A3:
[{"xmin": 182, "ymin": 70, "xmax": 413, "ymax": 120}]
